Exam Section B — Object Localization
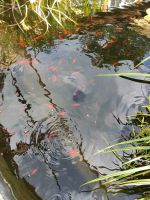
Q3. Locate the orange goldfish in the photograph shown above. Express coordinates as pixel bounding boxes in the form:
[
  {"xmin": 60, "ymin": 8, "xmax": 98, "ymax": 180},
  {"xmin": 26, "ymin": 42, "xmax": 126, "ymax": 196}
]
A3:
[
  {"xmin": 31, "ymin": 168, "xmax": 38, "ymax": 176},
  {"xmin": 65, "ymin": 150, "xmax": 80, "ymax": 156},
  {"xmin": 18, "ymin": 35, "xmax": 26, "ymax": 47}
]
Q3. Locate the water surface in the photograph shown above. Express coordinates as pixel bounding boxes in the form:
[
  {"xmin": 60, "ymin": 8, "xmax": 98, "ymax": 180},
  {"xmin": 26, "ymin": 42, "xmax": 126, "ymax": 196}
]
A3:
[{"xmin": 0, "ymin": 1, "xmax": 150, "ymax": 200}]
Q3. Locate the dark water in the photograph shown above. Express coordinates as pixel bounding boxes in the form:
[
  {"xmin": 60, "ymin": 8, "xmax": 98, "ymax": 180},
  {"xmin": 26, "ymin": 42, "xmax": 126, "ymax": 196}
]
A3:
[{"xmin": 0, "ymin": 1, "xmax": 150, "ymax": 200}]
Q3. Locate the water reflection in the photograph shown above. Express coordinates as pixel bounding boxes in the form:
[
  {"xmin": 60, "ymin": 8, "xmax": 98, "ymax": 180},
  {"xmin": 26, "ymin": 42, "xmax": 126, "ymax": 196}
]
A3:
[
  {"xmin": 1, "ymin": 53, "xmax": 109, "ymax": 199},
  {"xmin": 79, "ymin": 22, "xmax": 149, "ymax": 69},
  {"xmin": 108, "ymin": 0, "xmax": 134, "ymax": 9},
  {"xmin": 0, "ymin": 2, "xmax": 150, "ymax": 200}
]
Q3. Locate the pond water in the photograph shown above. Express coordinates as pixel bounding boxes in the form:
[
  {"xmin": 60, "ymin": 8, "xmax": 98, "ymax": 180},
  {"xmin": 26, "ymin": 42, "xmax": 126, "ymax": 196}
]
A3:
[{"xmin": 0, "ymin": 1, "xmax": 150, "ymax": 200}]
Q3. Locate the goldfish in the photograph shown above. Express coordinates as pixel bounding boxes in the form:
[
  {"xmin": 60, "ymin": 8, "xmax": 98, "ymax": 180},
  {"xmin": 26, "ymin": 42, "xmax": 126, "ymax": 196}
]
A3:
[
  {"xmin": 48, "ymin": 103, "xmax": 55, "ymax": 110},
  {"xmin": 57, "ymin": 32, "xmax": 63, "ymax": 40},
  {"xmin": 49, "ymin": 65, "xmax": 57, "ymax": 73},
  {"xmin": 18, "ymin": 35, "xmax": 26, "ymax": 47},
  {"xmin": 112, "ymin": 61, "xmax": 119, "ymax": 66},
  {"xmin": 115, "ymin": 27, "xmax": 123, "ymax": 31},
  {"xmin": 51, "ymin": 75, "xmax": 58, "ymax": 82},
  {"xmin": 108, "ymin": 39, "xmax": 116, "ymax": 44},
  {"xmin": 3, "ymin": 128, "xmax": 15, "ymax": 136},
  {"xmin": 58, "ymin": 111, "xmax": 66, "ymax": 118},
  {"xmin": 23, "ymin": 130, "xmax": 30, "ymax": 135},
  {"xmin": 17, "ymin": 59, "xmax": 30, "ymax": 65},
  {"xmin": 35, "ymin": 35, "xmax": 43, "ymax": 41},
  {"xmin": 88, "ymin": 16, "xmax": 93, "ymax": 23},
  {"xmin": 72, "ymin": 103, "xmax": 80, "ymax": 109},
  {"xmin": 31, "ymin": 168, "xmax": 38, "ymax": 176},
  {"xmin": 95, "ymin": 31, "xmax": 102, "ymax": 37},
  {"xmin": 65, "ymin": 150, "xmax": 80, "ymax": 156},
  {"xmin": 17, "ymin": 58, "xmax": 38, "ymax": 65},
  {"xmin": 63, "ymin": 29, "xmax": 72, "ymax": 35},
  {"xmin": 102, "ymin": 43, "xmax": 108, "ymax": 49},
  {"xmin": 72, "ymin": 58, "xmax": 77, "ymax": 64},
  {"xmin": 32, "ymin": 58, "xmax": 39, "ymax": 65},
  {"xmin": 48, "ymin": 132, "xmax": 54, "ymax": 139},
  {"xmin": 75, "ymin": 27, "xmax": 80, "ymax": 33}
]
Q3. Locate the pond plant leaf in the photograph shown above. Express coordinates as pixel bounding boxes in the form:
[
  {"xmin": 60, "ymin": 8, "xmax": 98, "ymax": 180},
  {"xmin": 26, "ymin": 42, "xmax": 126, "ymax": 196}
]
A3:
[
  {"xmin": 119, "ymin": 179, "xmax": 150, "ymax": 186},
  {"xmin": 97, "ymin": 73, "xmax": 150, "ymax": 77},
  {"xmin": 133, "ymin": 56, "xmax": 150, "ymax": 69},
  {"xmin": 81, "ymin": 165, "xmax": 150, "ymax": 187},
  {"xmin": 94, "ymin": 136, "xmax": 150, "ymax": 155},
  {"xmin": 95, "ymin": 146, "xmax": 150, "ymax": 154},
  {"xmin": 122, "ymin": 155, "xmax": 150, "ymax": 165}
]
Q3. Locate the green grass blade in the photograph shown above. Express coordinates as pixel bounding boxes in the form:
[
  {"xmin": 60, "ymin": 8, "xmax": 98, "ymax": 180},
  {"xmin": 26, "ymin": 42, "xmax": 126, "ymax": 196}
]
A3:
[
  {"xmin": 102, "ymin": 169, "xmax": 150, "ymax": 186},
  {"xmin": 123, "ymin": 155, "xmax": 150, "ymax": 166},
  {"xmin": 102, "ymin": 173, "xmax": 134, "ymax": 185},
  {"xmin": 133, "ymin": 56, "xmax": 150, "ymax": 69},
  {"xmin": 81, "ymin": 165, "xmax": 150, "ymax": 187},
  {"xmin": 102, "ymin": 146, "xmax": 150, "ymax": 153},
  {"xmin": 94, "ymin": 136, "xmax": 150, "ymax": 155},
  {"xmin": 97, "ymin": 73, "xmax": 150, "ymax": 77},
  {"xmin": 15, "ymin": 0, "xmax": 22, "ymax": 15},
  {"xmin": 120, "ymin": 179, "xmax": 150, "ymax": 186}
]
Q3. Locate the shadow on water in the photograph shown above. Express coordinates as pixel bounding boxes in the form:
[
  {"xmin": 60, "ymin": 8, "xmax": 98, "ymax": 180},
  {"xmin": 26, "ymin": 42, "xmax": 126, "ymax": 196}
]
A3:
[{"xmin": 0, "ymin": 1, "xmax": 150, "ymax": 200}]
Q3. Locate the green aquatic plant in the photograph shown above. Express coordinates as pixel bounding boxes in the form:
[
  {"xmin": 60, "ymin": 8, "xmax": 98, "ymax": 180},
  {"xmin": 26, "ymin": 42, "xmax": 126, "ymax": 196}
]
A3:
[
  {"xmin": 97, "ymin": 72, "xmax": 150, "ymax": 77},
  {"xmin": 0, "ymin": 0, "xmax": 105, "ymax": 32},
  {"xmin": 96, "ymin": 56, "xmax": 150, "ymax": 85},
  {"xmin": 133, "ymin": 56, "xmax": 150, "ymax": 70},
  {"xmin": 81, "ymin": 98, "xmax": 150, "ymax": 199},
  {"xmin": 81, "ymin": 133, "xmax": 150, "ymax": 199},
  {"xmin": 96, "ymin": 72, "xmax": 150, "ymax": 84}
]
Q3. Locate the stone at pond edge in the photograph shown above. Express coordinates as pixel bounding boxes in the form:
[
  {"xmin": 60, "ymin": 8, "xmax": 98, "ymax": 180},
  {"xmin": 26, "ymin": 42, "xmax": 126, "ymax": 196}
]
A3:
[{"xmin": 0, "ymin": 124, "xmax": 42, "ymax": 200}]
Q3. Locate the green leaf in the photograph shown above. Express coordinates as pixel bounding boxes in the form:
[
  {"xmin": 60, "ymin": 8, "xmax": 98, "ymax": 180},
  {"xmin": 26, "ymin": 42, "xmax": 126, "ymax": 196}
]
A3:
[
  {"xmin": 97, "ymin": 73, "xmax": 150, "ymax": 77},
  {"xmin": 123, "ymin": 155, "xmax": 150, "ymax": 166},
  {"xmin": 120, "ymin": 179, "xmax": 150, "ymax": 186},
  {"xmin": 102, "ymin": 146, "xmax": 150, "ymax": 153},
  {"xmin": 133, "ymin": 56, "xmax": 150, "ymax": 69},
  {"xmin": 81, "ymin": 165, "xmax": 150, "ymax": 187},
  {"xmin": 94, "ymin": 136, "xmax": 150, "ymax": 155}
]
